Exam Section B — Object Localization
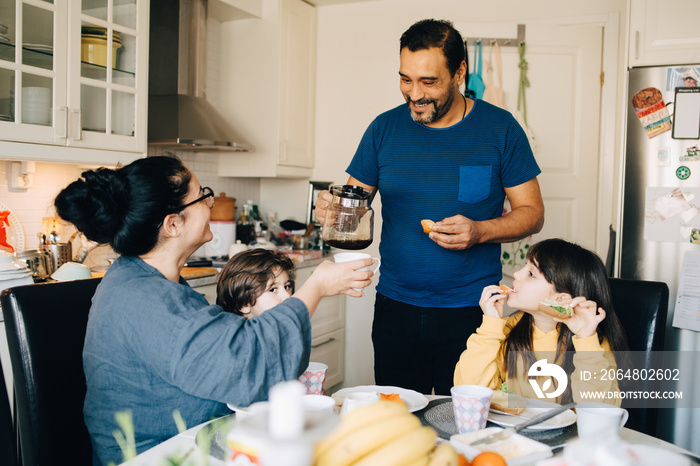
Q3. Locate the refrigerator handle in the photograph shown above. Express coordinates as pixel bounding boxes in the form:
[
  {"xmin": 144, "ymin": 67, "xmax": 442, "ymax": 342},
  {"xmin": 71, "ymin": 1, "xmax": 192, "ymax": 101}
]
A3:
[{"xmin": 634, "ymin": 31, "xmax": 640, "ymax": 60}]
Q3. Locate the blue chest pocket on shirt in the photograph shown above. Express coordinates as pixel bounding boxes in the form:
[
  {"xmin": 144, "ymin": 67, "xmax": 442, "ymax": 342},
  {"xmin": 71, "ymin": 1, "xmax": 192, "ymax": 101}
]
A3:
[{"xmin": 458, "ymin": 165, "xmax": 492, "ymax": 203}]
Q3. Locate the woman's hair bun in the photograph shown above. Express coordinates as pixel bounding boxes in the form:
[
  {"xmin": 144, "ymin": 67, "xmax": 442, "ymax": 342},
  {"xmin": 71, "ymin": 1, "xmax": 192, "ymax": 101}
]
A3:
[
  {"xmin": 55, "ymin": 155, "xmax": 190, "ymax": 257},
  {"xmin": 55, "ymin": 167, "xmax": 129, "ymax": 244}
]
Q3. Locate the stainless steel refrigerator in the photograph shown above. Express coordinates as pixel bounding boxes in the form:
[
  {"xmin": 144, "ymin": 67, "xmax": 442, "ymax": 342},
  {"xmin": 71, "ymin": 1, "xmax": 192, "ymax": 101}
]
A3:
[{"xmin": 619, "ymin": 64, "xmax": 700, "ymax": 453}]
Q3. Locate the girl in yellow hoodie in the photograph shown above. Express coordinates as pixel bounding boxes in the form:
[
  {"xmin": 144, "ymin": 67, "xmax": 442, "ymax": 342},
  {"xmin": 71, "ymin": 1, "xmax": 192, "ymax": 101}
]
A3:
[{"xmin": 454, "ymin": 238, "xmax": 628, "ymax": 406}]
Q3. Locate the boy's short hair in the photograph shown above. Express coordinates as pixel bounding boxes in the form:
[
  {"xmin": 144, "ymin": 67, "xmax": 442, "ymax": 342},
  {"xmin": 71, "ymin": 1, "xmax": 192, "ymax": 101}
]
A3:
[{"xmin": 216, "ymin": 248, "xmax": 295, "ymax": 315}]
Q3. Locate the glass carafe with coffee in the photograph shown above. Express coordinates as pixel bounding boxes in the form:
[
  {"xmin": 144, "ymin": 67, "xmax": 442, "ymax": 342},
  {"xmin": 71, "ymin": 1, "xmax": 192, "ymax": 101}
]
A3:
[{"xmin": 322, "ymin": 185, "xmax": 374, "ymax": 250}]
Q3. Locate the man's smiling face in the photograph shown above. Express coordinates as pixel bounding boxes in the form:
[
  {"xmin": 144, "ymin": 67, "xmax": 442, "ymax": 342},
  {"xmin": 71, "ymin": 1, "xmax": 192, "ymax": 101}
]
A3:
[{"xmin": 399, "ymin": 46, "xmax": 461, "ymax": 126}]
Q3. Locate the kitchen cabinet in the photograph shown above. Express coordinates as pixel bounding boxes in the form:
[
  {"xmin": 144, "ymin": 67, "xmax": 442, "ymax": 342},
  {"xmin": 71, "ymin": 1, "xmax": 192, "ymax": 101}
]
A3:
[
  {"xmin": 217, "ymin": 0, "xmax": 316, "ymax": 178},
  {"xmin": 0, "ymin": 0, "xmax": 149, "ymax": 165},
  {"xmin": 629, "ymin": 0, "xmax": 700, "ymax": 67},
  {"xmin": 296, "ymin": 263, "xmax": 345, "ymax": 389}
]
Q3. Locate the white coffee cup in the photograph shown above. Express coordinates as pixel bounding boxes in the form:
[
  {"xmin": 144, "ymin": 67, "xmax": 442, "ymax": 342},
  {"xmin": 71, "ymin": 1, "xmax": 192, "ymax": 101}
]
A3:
[
  {"xmin": 576, "ymin": 402, "xmax": 629, "ymax": 438},
  {"xmin": 339, "ymin": 391, "xmax": 380, "ymax": 415},
  {"xmin": 333, "ymin": 252, "xmax": 381, "ymax": 291}
]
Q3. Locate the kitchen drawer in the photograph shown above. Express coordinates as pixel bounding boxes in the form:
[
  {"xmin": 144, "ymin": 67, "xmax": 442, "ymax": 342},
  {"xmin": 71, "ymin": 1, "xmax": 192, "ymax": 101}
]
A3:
[
  {"xmin": 193, "ymin": 283, "xmax": 217, "ymax": 305},
  {"xmin": 311, "ymin": 295, "xmax": 344, "ymax": 338},
  {"xmin": 309, "ymin": 327, "xmax": 345, "ymax": 389},
  {"xmin": 296, "ymin": 266, "xmax": 345, "ymax": 338}
]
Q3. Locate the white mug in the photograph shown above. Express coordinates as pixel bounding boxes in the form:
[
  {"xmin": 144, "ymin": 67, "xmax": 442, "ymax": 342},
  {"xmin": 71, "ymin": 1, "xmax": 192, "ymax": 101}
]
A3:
[
  {"xmin": 333, "ymin": 252, "xmax": 380, "ymax": 291},
  {"xmin": 339, "ymin": 391, "xmax": 380, "ymax": 415},
  {"xmin": 576, "ymin": 402, "xmax": 629, "ymax": 438}
]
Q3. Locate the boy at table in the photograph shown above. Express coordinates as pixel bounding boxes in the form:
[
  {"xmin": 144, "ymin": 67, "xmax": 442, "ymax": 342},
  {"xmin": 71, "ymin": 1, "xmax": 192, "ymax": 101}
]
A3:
[{"xmin": 216, "ymin": 248, "xmax": 296, "ymax": 318}]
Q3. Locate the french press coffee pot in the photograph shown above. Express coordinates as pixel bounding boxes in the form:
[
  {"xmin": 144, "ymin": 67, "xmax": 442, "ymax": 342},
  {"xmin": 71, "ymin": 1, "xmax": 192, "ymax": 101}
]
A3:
[{"xmin": 322, "ymin": 185, "xmax": 374, "ymax": 249}]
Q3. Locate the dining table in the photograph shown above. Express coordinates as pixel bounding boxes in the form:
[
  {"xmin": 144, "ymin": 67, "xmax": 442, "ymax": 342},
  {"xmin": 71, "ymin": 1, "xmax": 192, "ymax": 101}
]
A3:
[{"xmin": 121, "ymin": 395, "xmax": 699, "ymax": 466}]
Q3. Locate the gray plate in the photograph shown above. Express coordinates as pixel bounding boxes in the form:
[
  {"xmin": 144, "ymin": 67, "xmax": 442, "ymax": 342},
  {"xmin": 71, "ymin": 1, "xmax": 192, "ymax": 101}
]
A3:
[{"xmin": 415, "ymin": 398, "xmax": 577, "ymax": 446}]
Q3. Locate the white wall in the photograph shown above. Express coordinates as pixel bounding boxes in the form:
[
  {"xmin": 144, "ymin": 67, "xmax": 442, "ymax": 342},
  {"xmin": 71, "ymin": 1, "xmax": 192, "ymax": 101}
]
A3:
[{"xmin": 312, "ymin": 0, "xmax": 628, "ymax": 388}]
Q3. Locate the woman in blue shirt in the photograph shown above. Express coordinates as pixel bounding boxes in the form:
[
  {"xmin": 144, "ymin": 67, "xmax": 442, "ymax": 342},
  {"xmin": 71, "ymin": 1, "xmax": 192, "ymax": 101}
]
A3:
[{"xmin": 54, "ymin": 155, "xmax": 372, "ymax": 465}]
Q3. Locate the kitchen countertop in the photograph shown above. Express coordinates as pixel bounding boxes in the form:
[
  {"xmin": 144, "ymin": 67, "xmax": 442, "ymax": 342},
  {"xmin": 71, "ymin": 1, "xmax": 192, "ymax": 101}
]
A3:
[{"xmin": 185, "ymin": 250, "xmax": 334, "ymax": 288}]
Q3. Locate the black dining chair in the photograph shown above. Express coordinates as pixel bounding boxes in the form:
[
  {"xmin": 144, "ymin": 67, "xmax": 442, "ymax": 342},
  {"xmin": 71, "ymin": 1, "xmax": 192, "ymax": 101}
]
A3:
[
  {"xmin": 0, "ymin": 356, "xmax": 18, "ymax": 466},
  {"xmin": 608, "ymin": 277, "xmax": 669, "ymax": 438},
  {"xmin": 0, "ymin": 277, "xmax": 101, "ymax": 466}
]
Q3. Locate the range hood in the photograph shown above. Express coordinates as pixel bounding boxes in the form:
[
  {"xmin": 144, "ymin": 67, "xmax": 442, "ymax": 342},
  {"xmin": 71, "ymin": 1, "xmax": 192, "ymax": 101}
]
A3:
[{"xmin": 148, "ymin": 0, "xmax": 254, "ymax": 152}]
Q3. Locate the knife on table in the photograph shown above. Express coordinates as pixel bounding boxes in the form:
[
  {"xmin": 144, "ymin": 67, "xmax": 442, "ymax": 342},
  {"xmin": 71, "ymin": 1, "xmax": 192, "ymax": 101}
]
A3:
[{"xmin": 470, "ymin": 402, "xmax": 576, "ymax": 446}]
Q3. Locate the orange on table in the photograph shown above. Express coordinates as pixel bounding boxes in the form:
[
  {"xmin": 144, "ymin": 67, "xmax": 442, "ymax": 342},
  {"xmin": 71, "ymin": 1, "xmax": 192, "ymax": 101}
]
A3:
[
  {"xmin": 471, "ymin": 451, "xmax": 506, "ymax": 466},
  {"xmin": 379, "ymin": 393, "xmax": 405, "ymax": 406},
  {"xmin": 457, "ymin": 453, "xmax": 471, "ymax": 466}
]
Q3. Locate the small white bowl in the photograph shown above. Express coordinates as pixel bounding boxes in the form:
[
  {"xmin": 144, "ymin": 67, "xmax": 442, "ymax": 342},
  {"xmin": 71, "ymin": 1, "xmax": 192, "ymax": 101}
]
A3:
[
  {"xmin": 51, "ymin": 262, "xmax": 92, "ymax": 281},
  {"xmin": 302, "ymin": 394, "xmax": 336, "ymax": 412}
]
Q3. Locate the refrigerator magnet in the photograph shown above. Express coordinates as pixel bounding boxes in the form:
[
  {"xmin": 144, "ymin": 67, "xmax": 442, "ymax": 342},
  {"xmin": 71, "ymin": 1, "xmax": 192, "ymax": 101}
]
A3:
[
  {"xmin": 632, "ymin": 87, "xmax": 672, "ymax": 138},
  {"xmin": 658, "ymin": 147, "xmax": 670, "ymax": 166},
  {"xmin": 677, "ymin": 166, "xmax": 691, "ymax": 180},
  {"xmin": 679, "ymin": 145, "xmax": 700, "ymax": 162}
]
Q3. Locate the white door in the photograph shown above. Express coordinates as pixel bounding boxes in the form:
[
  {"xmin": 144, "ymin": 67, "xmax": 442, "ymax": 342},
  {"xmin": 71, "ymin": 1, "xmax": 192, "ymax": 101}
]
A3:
[{"xmin": 459, "ymin": 24, "xmax": 603, "ymax": 275}]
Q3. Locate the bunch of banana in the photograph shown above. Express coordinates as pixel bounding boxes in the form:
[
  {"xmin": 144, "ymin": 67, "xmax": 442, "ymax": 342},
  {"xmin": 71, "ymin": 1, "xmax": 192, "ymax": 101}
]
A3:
[
  {"xmin": 314, "ymin": 400, "xmax": 459, "ymax": 466},
  {"xmin": 314, "ymin": 401, "xmax": 437, "ymax": 466},
  {"xmin": 427, "ymin": 443, "xmax": 462, "ymax": 466}
]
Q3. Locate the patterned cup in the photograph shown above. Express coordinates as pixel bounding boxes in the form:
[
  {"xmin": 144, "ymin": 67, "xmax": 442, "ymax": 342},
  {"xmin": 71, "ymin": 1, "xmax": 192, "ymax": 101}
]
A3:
[
  {"xmin": 450, "ymin": 385, "xmax": 494, "ymax": 434},
  {"xmin": 298, "ymin": 362, "xmax": 328, "ymax": 394}
]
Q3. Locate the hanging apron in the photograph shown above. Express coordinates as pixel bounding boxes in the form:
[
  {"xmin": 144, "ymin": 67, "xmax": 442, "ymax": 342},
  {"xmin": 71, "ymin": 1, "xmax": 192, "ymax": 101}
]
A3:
[
  {"xmin": 467, "ymin": 41, "xmax": 485, "ymax": 100},
  {"xmin": 482, "ymin": 42, "xmax": 506, "ymax": 109}
]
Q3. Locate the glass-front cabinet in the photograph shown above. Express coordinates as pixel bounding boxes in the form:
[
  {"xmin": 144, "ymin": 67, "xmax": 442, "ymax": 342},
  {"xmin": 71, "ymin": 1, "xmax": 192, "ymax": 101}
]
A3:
[{"xmin": 0, "ymin": 0, "xmax": 148, "ymax": 164}]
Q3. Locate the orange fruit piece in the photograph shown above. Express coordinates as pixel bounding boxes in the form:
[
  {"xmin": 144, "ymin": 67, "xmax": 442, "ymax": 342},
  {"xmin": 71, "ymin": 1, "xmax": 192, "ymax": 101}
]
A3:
[
  {"xmin": 379, "ymin": 393, "xmax": 405, "ymax": 405},
  {"xmin": 499, "ymin": 284, "xmax": 512, "ymax": 294},
  {"xmin": 421, "ymin": 219, "xmax": 435, "ymax": 233},
  {"xmin": 471, "ymin": 451, "xmax": 507, "ymax": 466},
  {"xmin": 457, "ymin": 452, "xmax": 471, "ymax": 466}
]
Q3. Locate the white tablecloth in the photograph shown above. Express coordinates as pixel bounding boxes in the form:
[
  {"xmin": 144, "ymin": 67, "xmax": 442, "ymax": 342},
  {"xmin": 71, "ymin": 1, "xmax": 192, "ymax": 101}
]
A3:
[{"xmin": 122, "ymin": 396, "xmax": 696, "ymax": 466}]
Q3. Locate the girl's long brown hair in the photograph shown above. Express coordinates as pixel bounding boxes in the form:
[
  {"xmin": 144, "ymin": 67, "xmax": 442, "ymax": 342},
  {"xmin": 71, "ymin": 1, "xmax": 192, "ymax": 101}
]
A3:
[{"xmin": 502, "ymin": 239, "xmax": 629, "ymax": 402}]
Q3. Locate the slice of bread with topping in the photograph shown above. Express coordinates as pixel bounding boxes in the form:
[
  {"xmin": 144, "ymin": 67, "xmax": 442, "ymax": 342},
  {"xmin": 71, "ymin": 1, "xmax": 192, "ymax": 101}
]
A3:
[
  {"xmin": 490, "ymin": 391, "xmax": 527, "ymax": 415},
  {"xmin": 538, "ymin": 299, "xmax": 574, "ymax": 318}
]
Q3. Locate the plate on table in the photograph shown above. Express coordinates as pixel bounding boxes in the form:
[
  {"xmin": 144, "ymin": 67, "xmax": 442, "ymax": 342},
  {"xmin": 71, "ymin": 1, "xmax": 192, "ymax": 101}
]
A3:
[
  {"xmin": 564, "ymin": 440, "xmax": 694, "ymax": 466},
  {"xmin": 488, "ymin": 398, "xmax": 576, "ymax": 431},
  {"xmin": 0, "ymin": 202, "xmax": 25, "ymax": 252},
  {"xmin": 332, "ymin": 385, "xmax": 429, "ymax": 412},
  {"xmin": 450, "ymin": 427, "xmax": 553, "ymax": 465}
]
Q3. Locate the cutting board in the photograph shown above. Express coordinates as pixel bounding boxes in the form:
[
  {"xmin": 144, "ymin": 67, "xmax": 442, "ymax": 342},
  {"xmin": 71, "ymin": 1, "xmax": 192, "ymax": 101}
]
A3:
[
  {"xmin": 91, "ymin": 267, "xmax": 219, "ymax": 279},
  {"xmin": 181, "ymin": 267, "xmax": 219, "ymax": 279}
]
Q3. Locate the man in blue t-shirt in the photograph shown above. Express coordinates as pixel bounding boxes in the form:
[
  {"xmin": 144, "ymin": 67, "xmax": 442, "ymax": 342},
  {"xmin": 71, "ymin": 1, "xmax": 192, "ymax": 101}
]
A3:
[{"xmin": 316, "ymin": 19, "xmax": 544, "ymax": 395}]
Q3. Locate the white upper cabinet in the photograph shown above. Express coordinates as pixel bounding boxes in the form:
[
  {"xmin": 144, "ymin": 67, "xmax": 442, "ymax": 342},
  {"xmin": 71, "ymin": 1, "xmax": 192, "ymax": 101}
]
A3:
[
  {"xmin": 0, "ymin": 0, "xmax": 149, "ymax": 165},
  {"xmin": 217, "ymin": 0, "xmax": 316, "ymax": 178},
  {"xmin": 629, "ymin": 0, "xmax": 700, "ymax": 67}
]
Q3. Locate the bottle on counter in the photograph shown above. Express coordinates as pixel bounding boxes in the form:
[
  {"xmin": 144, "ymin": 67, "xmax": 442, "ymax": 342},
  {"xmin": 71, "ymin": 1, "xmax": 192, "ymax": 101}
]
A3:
[{"xmin": 236, "ymin": 203, "xmax": 255, "ymax": 245}]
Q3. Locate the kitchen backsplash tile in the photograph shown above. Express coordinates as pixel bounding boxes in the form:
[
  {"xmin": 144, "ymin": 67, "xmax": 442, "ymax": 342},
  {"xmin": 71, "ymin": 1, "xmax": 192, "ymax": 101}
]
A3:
[
  {"xmin": 1, "ymin": 150, "xmax": 261, "ymax": 253},
  {"xmin": 0, "ymin": 161, "xmax": 84, "ymax": 251}
]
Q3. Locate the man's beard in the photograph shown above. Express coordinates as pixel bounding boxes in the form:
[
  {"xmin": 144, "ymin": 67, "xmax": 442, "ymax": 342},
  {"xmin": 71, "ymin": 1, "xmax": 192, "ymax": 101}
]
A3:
[{"xmin": 406, "ymin": 91, "xmax": 456, "ymax": 125}]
